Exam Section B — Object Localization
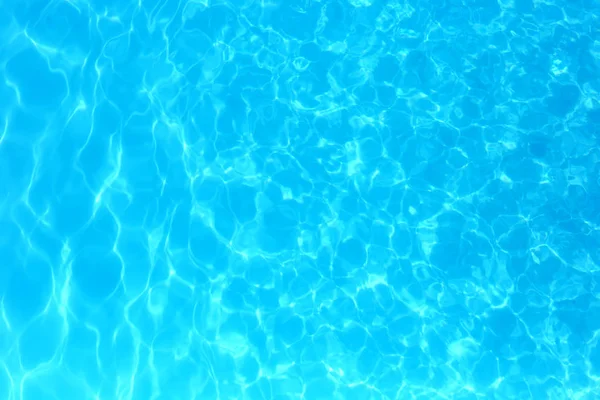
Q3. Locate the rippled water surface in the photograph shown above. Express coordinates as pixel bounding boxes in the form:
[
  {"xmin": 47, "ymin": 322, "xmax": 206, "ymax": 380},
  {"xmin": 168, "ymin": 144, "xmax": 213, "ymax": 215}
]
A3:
[{"xmin": 1, "ymin": 0, "xmax": 600, "ymax": 399}]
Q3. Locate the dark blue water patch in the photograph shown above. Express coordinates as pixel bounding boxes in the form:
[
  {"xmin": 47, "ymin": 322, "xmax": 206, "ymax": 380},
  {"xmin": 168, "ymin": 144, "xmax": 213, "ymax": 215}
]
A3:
[
  {"xmin": 461, "ymin": 95, "xmax": 483, "ymax": 120},
  {"xmin": 289, "ymin": 73, "xmax": 330, "ymax": 110},
  {"xmin": 183, "ymin": 62, "xmax": 208, "ymax": 87},
  {"xmin": 476, "ymin": 191, "xmax": 520, "ymax": 225},
  {"xmin": 503, "ymin": 153, "xmax": 544, "ymax": 183},
  {"xmin": 369, "ymin": 218, "xmax": 392, "ymax": 244},
  {"xmin": 533, "ymin": 3, "xmax": 564, "ymax": 23},
  {"xmin": 103, "ymin": 29, "xmax": 144, "ymax": 69},
  {"xmin": 373, "ymin": 84, "xmax": 395, "ymax": 108},
  {"xmin": 298, "ymin": 42, "xmax": 323, "ymax": 63},
  {"xmin": 438, "ymin": 209, "xmax": 467, "ymax": 235},
  {"xmin": 486, "ymin": 307, "xmax": 518, "ymax": 340},
  {"xmin": 337, "ymin": 191, "xmax": 367, "ymax": 220},
  {"xmin": 234, "ymin": 64, "xmax": 276, "ymax": 91},
  {"xmin": 226, "ymin": 183, "xmax": 257, "ymax": 223},
  {"xmin": 270, "ymin": 168, "xmax": 313, "ymax": 199},
  {"xmin": 519, "ymin": 305, "xmax": 551, "ymax": 339},
  {"xmin": 110, "ymin": 323, "xmax": 136, "ymax": 375},
  {"xmin": 239, "ymin": 353, "xmax": 260, "ymax": 382},
  {"xmin": 248, "ymin": 379, "xmax": 277, "ymax": 400},
  {"xmin": 412, "ymin": 95, "xmax": 439, "ymax": 117},
  {"xmin": 3, "ymin": 256, "xmax": 52, "ymax": 330},
  {"xmin": 552, "ymin": 24, "xmax": 585, "ymax": 57},
  {"xmin": 214, "ymin": 130, "xmax": 246, "ymax": 164},
  {"xmin": 356, "ymin": 137, "xmax": 383, "ymax": 164},
  {"xmin": 554, "ymin": 306, "xmax": 593, "ymax": 343},
  {"xmin": 589, "ymin": 340, "xmax": 600, "ymax": 376},
  {"xmin": 491, "ymin": 212, "xmax": 523, "ymax": 238},
  {"xmin": 181, "ymin": 4, "xmax": 240, "ymax": 42},
  {"xmin": 469, "ymin": 0, "xmax": 502, "ymax": 23},
  {"xmin": 72, "ymin": 247, "xmax": 123, "ymax": 301},
  {"xmin": 588, "ymin": 108, "xmax": 600, "ymax": 127},
  {"xmin": 285, "ymin": 272, "xmax": 317, "ymax": 302},
  {"xmin": 336, "ymin": 323, "xmax": 368, "ymax": 353},
  {"xmin": 117, "ymin": 238, "xmax": 154, "ymax": 295},
  {"xmin": 221, "ymin": 278, "xmax": 253, "ymax": 311},
  {"xmin": 402, "ymin": 50, "xmax": 439, "ymax": 90},
  {"xmin": 421, "ymin": 157, "xmax": 453, "ymax": 189},
  {"xmin": 434, "ymin": 123, "xmax": 460, "ymax": 148},
  {"xmin": 376, "ymin": 369, "xmax": 406, "ymax": 399},
  {"xmin": 446, "ymin": 148, "xmax": 468, "ymax": 169},
  {"xmin": 212, "ymin": 204, "xmax": 236, "ymax": 240},
  {"xmin": 7, "ymin": 108, "xmax": 49, "ymax": 144},
  {"xmin": 397, "ymin": 184, "xmax": 450, "ymax": 223},
  {"xmin": 249, "ymin": 103, "xmax": 287, "ymax": 146},
  {"xmin": 51, "ymin": 185, "xmax": 94, "ymax": 238},
  {"xmin": 320, "ymin": 0, "xmax": 352, "ymax": 42},
  {"xmin": 262, "ymin": 198, "xmax": 301, "ymax": 229},
  {"xmin": 527, "ymin": 135, "xmax": 551, "ymax": 158},
  {"xmin": 215, "ymin": 89, "xmax": 246, "ymax": 124},
  {"xmin": 406, "ymin": 365, "xmax": 430, "ymax": 386},
  {"xmin": 256, "ymin": 287, "xmax": 279, "ymax": 311},
  {"xmin": 334, "ymin": 59, "xmax": 370, "ymax": 92},
  {"xmin": 518, "ymin": 108, "xmax": 550, "ymax": 131},
  {"xmin": 565, "ymin": 184, "xmax": 589, "ymax": 210},
  {"xmin": 582, "ymin": 197, "xmax": 600, "ymax": 226},
  {"xmin": 270, "ymin": 3, "xmax": 321, "ymax": 40},
  {"xmin": 473, "ymin": 351, "xmax": 499, "ymax": 387},
  {"xmin": 79, "ymin": 124, "xmax": 121, "ymax": 187},
  {"xmin": 431, "ymin": 241, "xmax": 469, "ymax": 279},
  {"xmin": 304, "ymin": 378, "xmax": 335, "ymax": 400},
  {"xmin": 385, "ymin": 262, "xmax": 424, "ymax": 301},
  {"xmin": 577, "ymin": 49, "xmax": 600, "ymax": 85},
  {"xmin": 546, "ymin": 83, "xmax": 580, "ymax": 117},
  {"xmin": 390, "ymin": 223, "xmax": 412, "ymax": 257},
  {"xmin": 425, "ymin": 329, "xmax": 448, "ymax": 363},
  {"xmin": 373, "ymin": 54, "xmax": 401, "ymax": 84},
  {"xmin": 274, "ymin": 308, "xmax": 304, "ymax": 345},
  {"xmin": 348, "ymin": 85, "xmax": 376, "ymax": 111},
  {"xmin": 221, "ymin": 312, "xmax": 257, "ymax": 346},
  {"xmin": 519, "ymin": 352, "xmax": 565, "ymax": 382},
  {"xmin": 329, "ymin": 294, "xmax": 360, "ymax": 325},
  {"xmin": 100, "ymin": 70, "xmax": 146, "ymax": 116},
  {"xmin": 388, "ymin": 314, "xmax": 421, "ymax": 340},
  {"xmin": 513, "ymin": 0, "xmax": 534, "ymax": 13},
  {"xmin": 70, "ymin": 206, "xmax": 116, "ymax": 252},
  {"xmin": 394, "ymin": 137, "xmax": 425, "ymax": 175},
  {"xmin": 564, "ymin": 364, "xmax": 593, "ymax": 395},
  {"xmin": 0, "ymin": 78, "xmax": 18, "ymax": 114},
  {"xmin": 189, "ymin": 218, "xmax": 225, "ymax": 264},
  {"xmin": 383, "ymin": 112, "xmax": 413, "ymax": 144},
  {"xmin": 529, "ymin": 250, "xmax": 563, "ymax": 286},
  {"xmin": 0, "ymin": 367, "xmax": 9, "ymax": 400},
  {"xmin": 63, "ymin": 322, "xmax": 105, "ymax": 385},
  {"xmin": 508, "ymin": 69, "xmax": 549, "ymax": 102},
  {"xmin": 20, "ymin": 375, "xmax": 70, "ymax": 400},
  {"xmin": 7, "ymin": 0, "xmax": 56, "ymax": 30},
  {"xmin": 192, "ymin": 176, "xmax": 224, "ymax": 203}
]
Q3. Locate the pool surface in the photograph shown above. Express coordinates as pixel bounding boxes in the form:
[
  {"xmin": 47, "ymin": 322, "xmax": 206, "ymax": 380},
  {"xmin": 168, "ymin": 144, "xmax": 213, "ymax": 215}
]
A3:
[{"xmin": 1, "ymin": 0, "xmax": 600, "ymax": 399}]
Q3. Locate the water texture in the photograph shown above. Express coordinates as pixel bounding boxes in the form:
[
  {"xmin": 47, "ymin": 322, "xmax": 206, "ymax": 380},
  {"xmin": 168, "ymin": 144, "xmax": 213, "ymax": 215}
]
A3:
[{"xmin": 1, "ymin": 0, "xmax": 600, "ymax": 399}]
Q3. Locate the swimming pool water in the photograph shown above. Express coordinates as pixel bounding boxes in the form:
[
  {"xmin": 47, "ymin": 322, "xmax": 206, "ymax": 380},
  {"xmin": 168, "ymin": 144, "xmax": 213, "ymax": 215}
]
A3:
[{"xmin": 1, "ymin": 0, "xmax": 600, "ymax": 399}]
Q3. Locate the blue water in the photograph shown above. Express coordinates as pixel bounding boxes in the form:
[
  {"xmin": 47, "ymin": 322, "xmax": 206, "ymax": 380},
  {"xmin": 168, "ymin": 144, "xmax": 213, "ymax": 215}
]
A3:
[{"xmin": 1, "ymin": 0, "xmax": 600, "ymax": 399}]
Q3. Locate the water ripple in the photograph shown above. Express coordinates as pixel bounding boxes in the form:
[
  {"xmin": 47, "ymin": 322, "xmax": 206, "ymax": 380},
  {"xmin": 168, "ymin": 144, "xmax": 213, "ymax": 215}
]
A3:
[{"xmin": 1, "ymin": 0, "xmax": 600, "ymax": 399}]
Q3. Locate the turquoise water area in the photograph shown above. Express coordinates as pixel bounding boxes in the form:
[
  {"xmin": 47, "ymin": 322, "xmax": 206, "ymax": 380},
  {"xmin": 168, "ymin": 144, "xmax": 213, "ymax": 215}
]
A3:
[{"xmin": 1, "ymin": 0, "xmax": 600, "ymax": 399}]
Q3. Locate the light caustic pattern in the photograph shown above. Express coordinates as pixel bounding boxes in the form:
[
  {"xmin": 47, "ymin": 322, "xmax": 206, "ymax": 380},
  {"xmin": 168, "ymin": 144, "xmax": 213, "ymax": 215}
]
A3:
[{"xmin": 0, "ymin": 0, "xmax": 600, "ymax": 399}]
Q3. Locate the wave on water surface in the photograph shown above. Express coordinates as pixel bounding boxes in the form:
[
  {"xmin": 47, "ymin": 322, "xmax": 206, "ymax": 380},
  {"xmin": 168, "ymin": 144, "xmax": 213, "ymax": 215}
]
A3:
[{"xmin": 1, "ymin": 0, "xmax": 600, "ymax": 399}]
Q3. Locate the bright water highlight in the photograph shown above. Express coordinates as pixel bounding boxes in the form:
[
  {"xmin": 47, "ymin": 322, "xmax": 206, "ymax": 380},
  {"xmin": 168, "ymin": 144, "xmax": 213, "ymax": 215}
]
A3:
[{"xmin": 1, "ymin": 0, "xmax": 600, "ymax": 399}]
